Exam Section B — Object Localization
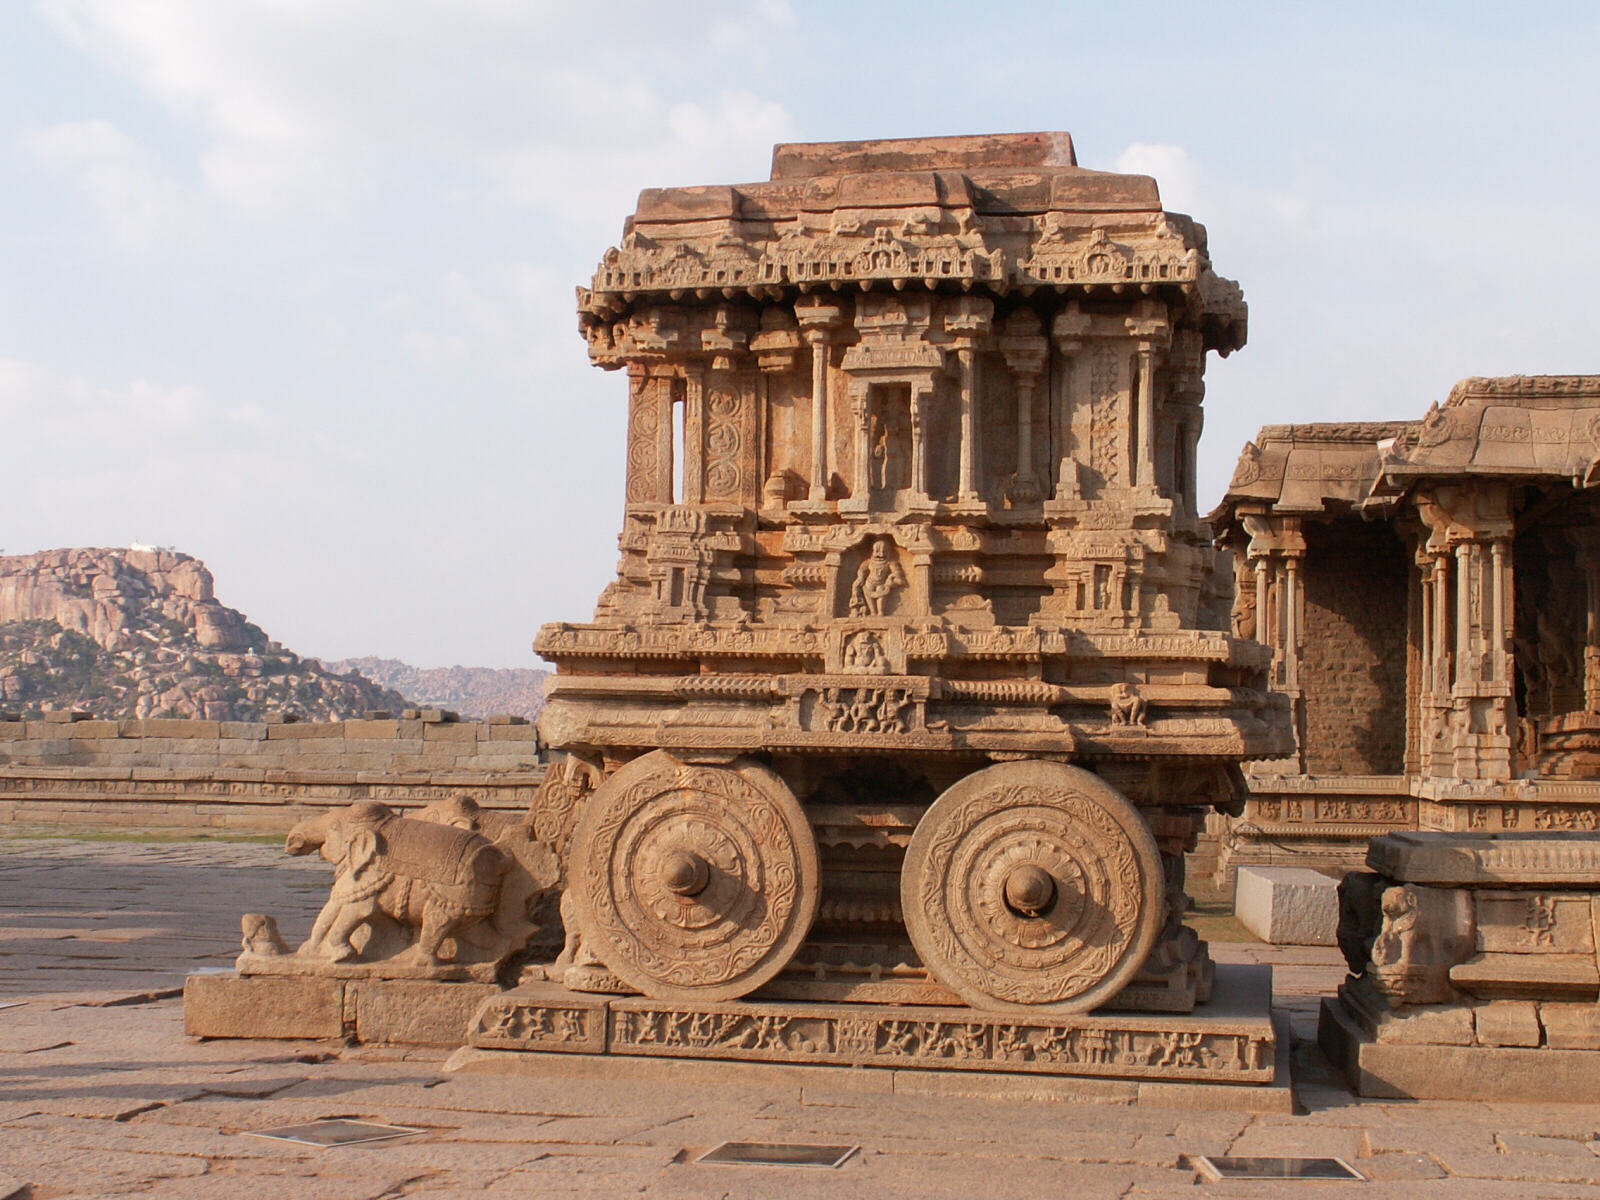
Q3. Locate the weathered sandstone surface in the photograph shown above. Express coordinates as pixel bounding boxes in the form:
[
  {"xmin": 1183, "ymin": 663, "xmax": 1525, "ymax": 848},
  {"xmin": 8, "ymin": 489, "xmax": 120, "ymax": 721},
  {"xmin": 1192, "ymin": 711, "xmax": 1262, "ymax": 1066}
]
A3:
[{"xmin": 0, "ymin": 548, "xmax": 411, "ymax": 721}]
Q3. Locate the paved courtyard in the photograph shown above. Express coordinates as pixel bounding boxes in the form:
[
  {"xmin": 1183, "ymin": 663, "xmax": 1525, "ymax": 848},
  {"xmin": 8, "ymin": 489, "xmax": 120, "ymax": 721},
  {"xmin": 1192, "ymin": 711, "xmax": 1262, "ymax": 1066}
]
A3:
[{"xmin": 2, "ymin": 833, "xmax": 1599, "ymax": 1198}]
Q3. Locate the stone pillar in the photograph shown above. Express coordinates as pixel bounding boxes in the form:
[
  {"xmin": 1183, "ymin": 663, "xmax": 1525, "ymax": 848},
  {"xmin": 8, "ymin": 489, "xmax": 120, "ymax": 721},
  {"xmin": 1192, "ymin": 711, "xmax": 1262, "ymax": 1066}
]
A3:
[
  {"xmin": 910, "ymin": 384, "xmax": 931, "ymax": 501},
  {"xmin": 850, "ymin": 382, "xmax": 871, "ymax": 501},
  {"xmin": 1490, "ymin": 538, "xmax": 1508, "ymax": 684},
  {"xmin": 1254, "ymin": 557, "xmax": 1270, "ymax": 649},
  {"xmin": 656, "ymin": 375, "xmax": 676, "ymax": 505},
  {"xmin": 957, "ymin": 347, "xmax": 978, "ymax": 501},
  {"xmin": 795, "ymin": 298, "xmax": 843, "ymax": 502},
  {"xmin": 1455, "ymin": 542, "xmax": 1473, "ymax": 687},
  {"xmin": 946, "ymin": 296, "xmax": 993, "ymax": 505},
  {"xmin": 1136, "ymin": 345, "xmax": 1156, "ymax": 490},
  {"xmin": 1418, "ymin": 554, "xmax": 1434, "ymax": 700},
  {"xmin": 807, "ymin": 333, "xmax": 830, "ymax": 500},
  {"xmin": 683, "ymin": 366, "xmax": 704, "ymax": 505},
  {"xmin": 1283, "ymin": 554, "xmax": 1302, "ymax": 692},
  {"xmin": 1000, "ymin": 309, "xmax": 1047, "ymax": 504}
]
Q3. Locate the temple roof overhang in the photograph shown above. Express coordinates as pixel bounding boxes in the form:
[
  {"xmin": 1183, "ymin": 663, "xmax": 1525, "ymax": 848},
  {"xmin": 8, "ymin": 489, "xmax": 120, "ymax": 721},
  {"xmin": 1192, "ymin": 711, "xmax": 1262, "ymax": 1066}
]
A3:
[
  {"xmin": 577, "ymin": 132, "xmax": 1247, "ymax": 356},
  {"xmin": 1212, "ymin": 376, "xmax": 1600, "ymax": 532}
]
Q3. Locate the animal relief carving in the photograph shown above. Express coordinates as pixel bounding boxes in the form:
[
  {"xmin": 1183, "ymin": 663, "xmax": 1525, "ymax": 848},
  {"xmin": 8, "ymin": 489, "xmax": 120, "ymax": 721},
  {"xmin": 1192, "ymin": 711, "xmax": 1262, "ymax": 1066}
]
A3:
[{"xmin": 238, "ymin": 799, "xmax": 558, "ymax": 981}]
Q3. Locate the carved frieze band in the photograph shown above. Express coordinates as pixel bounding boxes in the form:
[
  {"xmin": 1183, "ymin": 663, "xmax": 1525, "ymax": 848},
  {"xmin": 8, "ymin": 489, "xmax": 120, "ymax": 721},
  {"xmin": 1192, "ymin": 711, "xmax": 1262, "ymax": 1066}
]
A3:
[{"xmin": 467, "ymin": 994, "xmax": 1273, "ymax": 1082}]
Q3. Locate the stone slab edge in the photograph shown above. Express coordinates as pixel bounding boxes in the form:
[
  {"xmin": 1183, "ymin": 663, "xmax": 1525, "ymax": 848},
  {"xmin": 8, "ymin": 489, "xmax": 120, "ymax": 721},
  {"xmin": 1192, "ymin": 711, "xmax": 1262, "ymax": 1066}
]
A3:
[{"xmin": 1318, "ymin": 993, "xmax": 1600, "ymax": 1101}]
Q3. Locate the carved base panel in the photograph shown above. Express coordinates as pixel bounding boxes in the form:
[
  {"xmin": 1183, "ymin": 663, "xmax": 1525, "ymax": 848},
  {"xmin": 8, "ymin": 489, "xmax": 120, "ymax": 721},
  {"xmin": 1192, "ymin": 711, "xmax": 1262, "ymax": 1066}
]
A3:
[{"xmin": 466, "ymin": 965, "xmax": 1278, "ymax": 1085}]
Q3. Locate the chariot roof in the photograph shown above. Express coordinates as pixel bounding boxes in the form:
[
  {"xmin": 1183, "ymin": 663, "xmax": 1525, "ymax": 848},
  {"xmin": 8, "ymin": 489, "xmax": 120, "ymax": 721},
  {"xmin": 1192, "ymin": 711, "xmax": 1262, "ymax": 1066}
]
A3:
[{"xmin": 578, "ymin": 132, "xmax": 1246, "ymax": 353}]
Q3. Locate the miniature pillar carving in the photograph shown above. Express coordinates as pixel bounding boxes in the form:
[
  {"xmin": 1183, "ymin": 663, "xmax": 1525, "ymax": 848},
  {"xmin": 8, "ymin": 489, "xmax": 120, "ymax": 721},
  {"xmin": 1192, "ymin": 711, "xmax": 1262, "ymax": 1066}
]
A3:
[
  {"xmin": 850, "ymin": 383, "xmax": 871, "ymax": 501},
  {"xmin": 807, "ymin": 333, "xmax": 831, "ymax": 500},
  {"xmin": 656, "ymin": 376, "xmax": 677, "ymax": 505},
  {"xmin": 910, "ymin": 384, "xmax": 930, "ymax": 500},
  {"xmin": 1000, "ymin": 310, "xmax": 1047, "ymax": 504},
  {"xmin": 1253, "ymin": 557, "xmax": 1270, "ymax": 649},
  {"xmin": 1136, "ymin": 346, "xmax": 1157, "ymax": 490},
  {"xmin": 957, "ymin": 347, "xmax": 978, "ymax": 501}
]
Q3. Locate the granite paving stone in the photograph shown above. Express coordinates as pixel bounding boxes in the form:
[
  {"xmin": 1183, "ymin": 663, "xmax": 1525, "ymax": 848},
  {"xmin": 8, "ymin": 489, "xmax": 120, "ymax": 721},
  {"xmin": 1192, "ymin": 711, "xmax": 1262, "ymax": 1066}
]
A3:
[{"xmin": 3, "ymin": 834, "xmax": 1600, "ymax": 1198}]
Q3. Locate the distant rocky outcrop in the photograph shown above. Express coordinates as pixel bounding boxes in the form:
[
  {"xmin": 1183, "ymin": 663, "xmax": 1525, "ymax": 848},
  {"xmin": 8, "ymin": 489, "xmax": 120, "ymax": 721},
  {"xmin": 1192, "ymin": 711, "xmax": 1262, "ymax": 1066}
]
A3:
[
  {"xmin": 323, "ymin": 657, "xmax": 548, "ymax": 722},
  {"xmin": 0, "ymin": 548, "xmax": 413, "ymax": 721}
]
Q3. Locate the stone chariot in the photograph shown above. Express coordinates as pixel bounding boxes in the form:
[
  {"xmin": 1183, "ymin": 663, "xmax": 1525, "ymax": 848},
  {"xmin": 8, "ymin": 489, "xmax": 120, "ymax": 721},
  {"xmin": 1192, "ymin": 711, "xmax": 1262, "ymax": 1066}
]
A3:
[{"xmin": 533, "ymin": 132, "xmax": 1290, "ymax": 1019}]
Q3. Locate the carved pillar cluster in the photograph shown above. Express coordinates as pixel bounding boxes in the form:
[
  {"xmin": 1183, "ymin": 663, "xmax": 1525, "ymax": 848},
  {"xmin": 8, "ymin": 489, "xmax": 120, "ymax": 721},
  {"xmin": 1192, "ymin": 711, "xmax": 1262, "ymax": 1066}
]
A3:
[
  {"xmin": 1415, "ymin": 484, "xmax": 1515, "ymax": 782},
  {"xmin": 1241, "ymin": 512, "xmax": 1307, "ymax": 771}
]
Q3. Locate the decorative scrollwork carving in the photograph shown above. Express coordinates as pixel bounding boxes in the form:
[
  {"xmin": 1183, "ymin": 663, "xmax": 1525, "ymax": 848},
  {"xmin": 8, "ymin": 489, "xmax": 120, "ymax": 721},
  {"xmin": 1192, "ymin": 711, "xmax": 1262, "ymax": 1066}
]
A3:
[
  {"xmin": 567, "ymin": 750, "xmax": 819, "ymax": 1002},
  {"xmin": 902, "ymin": 761, "xmax": 1163, "ymax": 1012}
]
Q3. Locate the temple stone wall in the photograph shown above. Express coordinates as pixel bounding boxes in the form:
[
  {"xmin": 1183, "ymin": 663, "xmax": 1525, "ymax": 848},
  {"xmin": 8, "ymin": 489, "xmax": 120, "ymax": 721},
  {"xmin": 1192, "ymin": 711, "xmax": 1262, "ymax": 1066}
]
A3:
[
  {"xmin": 1300, "ymin": 519, "xmax": 1409, "ymax": 775},
  {"xmin": 0, "ymin": 714, "xmax": 545, "ymax": 831}
]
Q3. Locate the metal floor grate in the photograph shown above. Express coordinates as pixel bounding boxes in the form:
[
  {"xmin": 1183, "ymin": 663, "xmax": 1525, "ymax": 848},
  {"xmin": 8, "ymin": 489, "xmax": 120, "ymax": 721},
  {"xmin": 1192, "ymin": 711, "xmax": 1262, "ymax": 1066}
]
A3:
[
  {"xmin": 1190, "ymin": 1155, "xmax": 1365, "ymax": 1182},
  {"xmin": 696, "ymin": 1142, "xmax": 859, "ymax": 1169},
  {"xmin": 244, "ymin": 1119, "xmax": 426, "ymax": 1148}
]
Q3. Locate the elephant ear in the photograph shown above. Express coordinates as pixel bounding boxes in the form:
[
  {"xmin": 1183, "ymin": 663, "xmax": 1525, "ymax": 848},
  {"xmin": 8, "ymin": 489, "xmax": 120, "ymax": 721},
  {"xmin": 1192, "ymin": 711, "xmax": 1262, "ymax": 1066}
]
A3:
[{"xmin": 347, "ymin": 827, "xmax": 381, "ymax": 876}]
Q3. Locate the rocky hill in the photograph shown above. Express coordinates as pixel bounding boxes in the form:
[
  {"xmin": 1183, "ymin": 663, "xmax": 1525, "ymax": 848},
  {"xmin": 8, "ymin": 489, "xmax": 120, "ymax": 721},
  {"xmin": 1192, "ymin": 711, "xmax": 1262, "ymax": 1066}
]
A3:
[
  {"xmin": 322, "ymin": 657, "xmax": 548, "ymax": 722},
  {"xmin": 0, "ymin": 548, "xmax": 413, "ymax": 721}
]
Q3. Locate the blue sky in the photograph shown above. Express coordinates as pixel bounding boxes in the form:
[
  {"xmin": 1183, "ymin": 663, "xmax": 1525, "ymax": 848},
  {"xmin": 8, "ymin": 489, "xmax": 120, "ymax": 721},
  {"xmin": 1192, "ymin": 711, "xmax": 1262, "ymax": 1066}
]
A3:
[{"xmin": 3, "ymin": 2, "xmax": 1598, "ymax": 666}]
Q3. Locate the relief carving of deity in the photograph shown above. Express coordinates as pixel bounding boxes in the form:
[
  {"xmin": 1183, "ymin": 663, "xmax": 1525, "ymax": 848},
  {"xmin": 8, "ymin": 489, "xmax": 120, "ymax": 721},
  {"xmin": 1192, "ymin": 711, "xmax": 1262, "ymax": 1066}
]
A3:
[{"xmin": 850, "ymin": 540, "xmax": 906, "ymax": 616}]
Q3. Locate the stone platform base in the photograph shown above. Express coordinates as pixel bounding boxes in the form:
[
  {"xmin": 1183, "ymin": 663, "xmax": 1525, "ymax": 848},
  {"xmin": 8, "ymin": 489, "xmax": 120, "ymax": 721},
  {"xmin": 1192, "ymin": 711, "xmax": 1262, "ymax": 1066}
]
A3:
[
  {"xmin": 184, "ymin": 964, "xmax": 1288, "ymax": 1107},
  {"xmin": 446, "ymin": 1014, "xmax": 1296, "ymax": 1113},
  {"xmin": 1319, "ymin": 993, "xmax": 1600, "ymax": 1100},
  {"xmin": 184, "ymin": 975, "xmax": 501, "ymax": 1046}
]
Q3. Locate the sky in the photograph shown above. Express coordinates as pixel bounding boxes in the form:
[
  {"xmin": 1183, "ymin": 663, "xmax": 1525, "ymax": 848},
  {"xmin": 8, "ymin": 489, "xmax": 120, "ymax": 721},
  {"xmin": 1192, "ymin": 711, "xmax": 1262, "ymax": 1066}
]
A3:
[{"xmin": 3, "ymin": 2, "xmax": 1599, "ymax": 668}]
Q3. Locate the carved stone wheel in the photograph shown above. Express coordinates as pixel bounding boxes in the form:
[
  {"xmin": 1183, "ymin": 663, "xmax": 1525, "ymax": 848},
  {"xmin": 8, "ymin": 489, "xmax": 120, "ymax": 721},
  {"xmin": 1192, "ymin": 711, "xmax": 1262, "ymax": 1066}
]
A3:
[
  {"xmin": 567, "ymin": 750, "xmax": 820, "ymax": 1002},
  {"xmin": 902, "ymin": 760, "xmax": 1164, "ymax": 1013}
]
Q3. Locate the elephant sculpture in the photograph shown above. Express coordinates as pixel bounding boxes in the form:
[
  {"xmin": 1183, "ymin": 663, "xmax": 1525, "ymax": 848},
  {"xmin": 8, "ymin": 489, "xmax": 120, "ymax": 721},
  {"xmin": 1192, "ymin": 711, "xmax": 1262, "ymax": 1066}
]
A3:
[{"xmin": 286, "ymin": 800, "xmax": 515, "ymax": 967}]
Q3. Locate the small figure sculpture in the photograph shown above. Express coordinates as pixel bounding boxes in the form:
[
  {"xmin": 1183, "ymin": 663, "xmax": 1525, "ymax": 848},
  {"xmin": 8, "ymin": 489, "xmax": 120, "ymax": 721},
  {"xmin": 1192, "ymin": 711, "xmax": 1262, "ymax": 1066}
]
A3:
[
  {"xmin": 1109, "ymin": 682, "xmax": 1148, "ymax": 727},
  {"xmin": 849, "ymin": 539, "xmax": 906, "ymax": 617},
  {"xmin": 240, "ymin": 913, "xmax": 288, "ymax": 957},
  {"xmin": 842, "ymin": 630, "xmax": 891, "ymax": 674},
  {"xmin": 1371, "ymin": 885, "xmax": 1418, "ymax": 969}
]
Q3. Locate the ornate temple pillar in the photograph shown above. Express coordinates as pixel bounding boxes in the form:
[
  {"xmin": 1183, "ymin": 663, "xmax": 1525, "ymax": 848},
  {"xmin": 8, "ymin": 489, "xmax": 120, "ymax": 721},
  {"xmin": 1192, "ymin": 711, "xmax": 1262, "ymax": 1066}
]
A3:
[
  {"xmin": 1049, "ymin": 301, "xmax": 1091, "ymax": 503},
  {"xmin": 1136, "ymin": 345, "xmax": 1157, "ymax": 491},
  {"xmin": 1242, "ymin": 511, "xmax": 1306, "ymax": 771},
  {"xmin": 1254, "ymin": 557, "xmax": 1270, "ymax": 648},
  {"xmin": 796, "ymin": 299, "xmax": 843, "ymax": 502},
  {"xmin": 1124, "ymin": 302, "xmax": 1169, "ymax": 495},
  {"xmin": 946, "ymin": 296, "xmax": 993, "ymax": 504},
  {"xmin": 1000, "ymin": 309, "xmax": 1047, "ymax": 504},
  {"xmin": 910, "ymin": 383, "xmax": 932, "ymax": 501},
  {"xmin": 956, "ymin": 348, "xmax": 979, "ymax": 501},
  {"xmin": 849, "ymin": 381, "xmax": 871, "ymax": 501},
  {"xmin": 806, "ymin": 332, "xmax": 831, "ymax": 500},
  {"xmin": 1416, "ymin": 484, "xmax": 1515, "ymax": 782}
]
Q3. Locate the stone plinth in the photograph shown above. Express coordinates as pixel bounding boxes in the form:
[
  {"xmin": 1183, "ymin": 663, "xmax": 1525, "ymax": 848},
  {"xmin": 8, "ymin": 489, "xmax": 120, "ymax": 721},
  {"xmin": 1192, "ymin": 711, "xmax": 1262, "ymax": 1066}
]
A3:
[
  {"xmin": 1234, "ymin": 865, "xmax": 1339, "ymax": 945},
  {"xmin": 182, "ymin": 963, "xmax": 1289, "ymax": 1107},
  {"xmin": 1319, "ymin": 830, "xmax": 1600, "ymax": 1100}
]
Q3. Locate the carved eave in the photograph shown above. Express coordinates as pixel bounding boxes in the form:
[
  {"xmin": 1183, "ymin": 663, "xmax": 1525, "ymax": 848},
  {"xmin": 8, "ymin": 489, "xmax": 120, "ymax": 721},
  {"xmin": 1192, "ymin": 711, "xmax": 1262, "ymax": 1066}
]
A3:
[
  {"xmin": 1210, "ymin": 421, "xmax": 1422, "ymax": 531},
  {"xmin": 1368, "ymin": 375, "xmax": 1600, "ymax": 503}
]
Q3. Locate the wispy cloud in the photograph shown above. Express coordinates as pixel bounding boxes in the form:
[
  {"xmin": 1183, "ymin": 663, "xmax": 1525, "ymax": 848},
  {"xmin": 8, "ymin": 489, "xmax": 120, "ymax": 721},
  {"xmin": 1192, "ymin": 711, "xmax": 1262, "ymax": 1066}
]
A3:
[{"xmin": 25, "ymin": 118, "xmax": 187, "ymax": 249}]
